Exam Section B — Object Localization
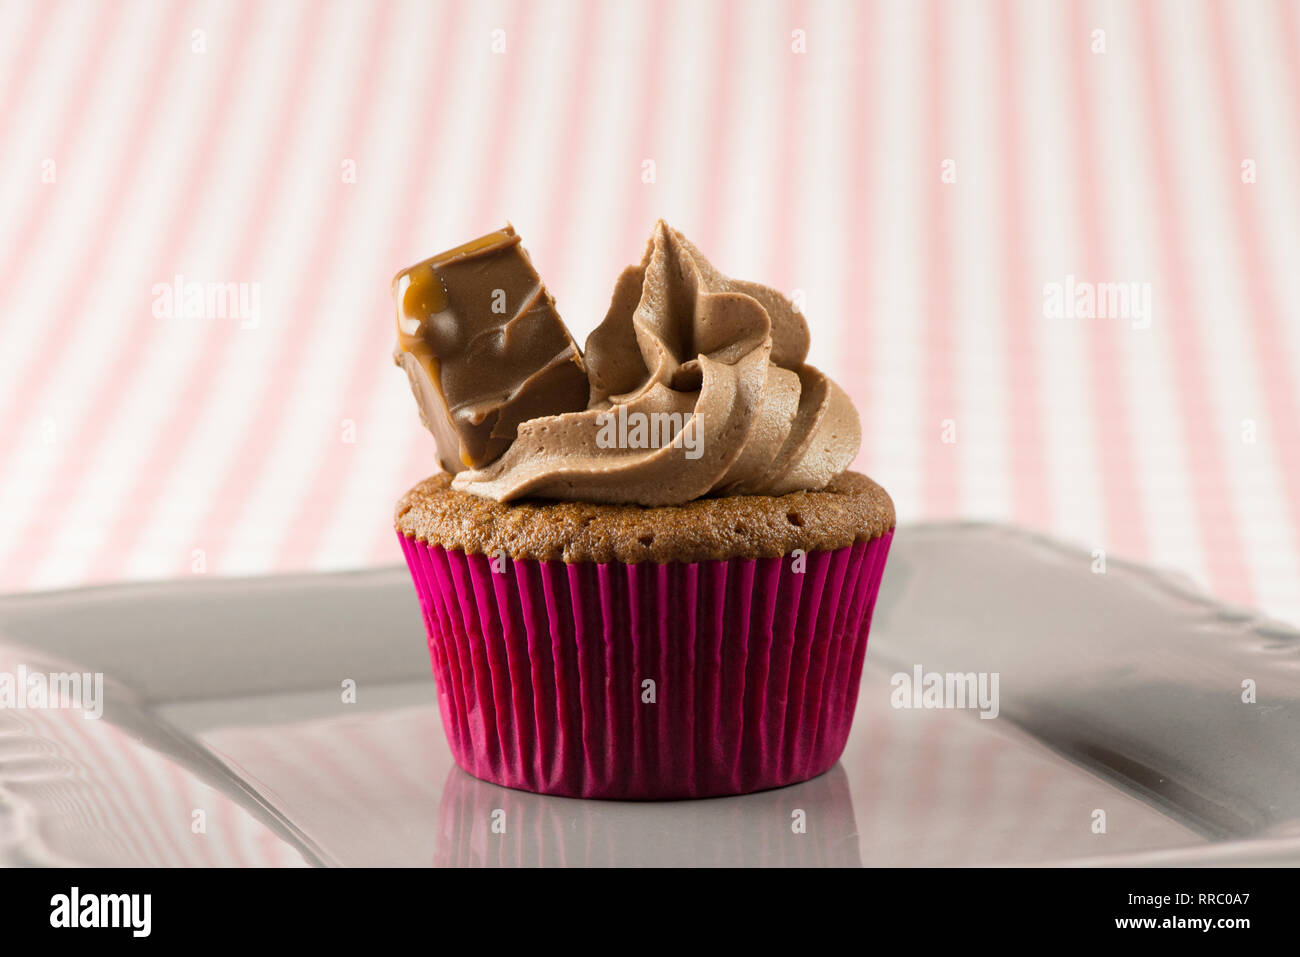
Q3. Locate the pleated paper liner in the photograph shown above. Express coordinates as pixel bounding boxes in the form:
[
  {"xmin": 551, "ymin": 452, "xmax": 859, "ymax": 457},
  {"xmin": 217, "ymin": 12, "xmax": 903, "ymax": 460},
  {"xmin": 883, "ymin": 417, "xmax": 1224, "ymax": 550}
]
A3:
[{"xmin": 398, "ymin": 529, "xmax": 893, "ymax": 800}]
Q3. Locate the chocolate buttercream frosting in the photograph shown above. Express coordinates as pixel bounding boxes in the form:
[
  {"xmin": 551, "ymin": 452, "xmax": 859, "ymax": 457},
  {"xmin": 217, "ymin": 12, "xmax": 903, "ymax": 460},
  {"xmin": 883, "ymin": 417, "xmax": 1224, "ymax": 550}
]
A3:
[{"xmin": 394, "ymin": 221, "xmax": 861, "ymax": 506}]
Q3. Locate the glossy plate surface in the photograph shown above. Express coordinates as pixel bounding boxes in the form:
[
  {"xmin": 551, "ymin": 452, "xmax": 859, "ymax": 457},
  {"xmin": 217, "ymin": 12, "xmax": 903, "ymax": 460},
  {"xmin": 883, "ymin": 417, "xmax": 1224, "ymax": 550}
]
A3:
[{"xmin": 1, "ymin": 523, "xmax": 1296, "ymax": 866}]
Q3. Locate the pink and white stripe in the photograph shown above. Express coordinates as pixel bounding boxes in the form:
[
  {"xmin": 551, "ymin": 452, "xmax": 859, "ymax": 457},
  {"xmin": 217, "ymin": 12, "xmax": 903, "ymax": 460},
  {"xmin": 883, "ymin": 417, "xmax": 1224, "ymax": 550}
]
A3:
[{"xmin": 1, "ymin": 0, "xmax": 1298, "ymax": 625}]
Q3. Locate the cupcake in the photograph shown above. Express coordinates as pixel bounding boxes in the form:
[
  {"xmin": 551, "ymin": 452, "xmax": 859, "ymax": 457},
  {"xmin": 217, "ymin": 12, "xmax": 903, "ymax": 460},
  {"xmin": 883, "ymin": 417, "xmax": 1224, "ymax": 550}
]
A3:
[{"xmin": 393, "ymin": 221, "xmax": 894, "ymax": 799}]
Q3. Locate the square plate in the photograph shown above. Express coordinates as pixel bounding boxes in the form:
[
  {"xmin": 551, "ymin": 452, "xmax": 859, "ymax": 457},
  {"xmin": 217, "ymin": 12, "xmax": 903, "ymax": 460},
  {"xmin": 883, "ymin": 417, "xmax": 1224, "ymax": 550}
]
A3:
[{"xmin": 1, "ymin": 523, "xmax": 1297, "ymax": 866}]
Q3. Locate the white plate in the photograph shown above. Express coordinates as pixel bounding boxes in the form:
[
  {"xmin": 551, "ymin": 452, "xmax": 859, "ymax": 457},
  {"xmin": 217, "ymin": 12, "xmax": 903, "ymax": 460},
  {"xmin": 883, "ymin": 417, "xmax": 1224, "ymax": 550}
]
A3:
[{"xmin": 1, "ymin": 523, "xmax": 1296, "ymax": 867}]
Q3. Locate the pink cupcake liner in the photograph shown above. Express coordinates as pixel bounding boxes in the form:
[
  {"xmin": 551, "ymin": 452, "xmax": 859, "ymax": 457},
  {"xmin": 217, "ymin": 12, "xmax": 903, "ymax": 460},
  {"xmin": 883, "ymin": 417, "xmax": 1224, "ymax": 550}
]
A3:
[{"xmin": 398, "ymin": 529, "xmax": 893, "ymax": 800}]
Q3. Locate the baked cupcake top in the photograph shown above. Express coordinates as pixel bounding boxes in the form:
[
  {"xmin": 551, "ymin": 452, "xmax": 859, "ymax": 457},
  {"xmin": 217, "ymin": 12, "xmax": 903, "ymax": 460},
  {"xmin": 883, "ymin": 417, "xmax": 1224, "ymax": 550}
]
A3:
[
  {"xmin": 393, "ymin": 221, "xmax": 862, "ymax": 507},
  {"xmin": 396, "ymin": 469, "xmax": 893, "ymax": 564}
]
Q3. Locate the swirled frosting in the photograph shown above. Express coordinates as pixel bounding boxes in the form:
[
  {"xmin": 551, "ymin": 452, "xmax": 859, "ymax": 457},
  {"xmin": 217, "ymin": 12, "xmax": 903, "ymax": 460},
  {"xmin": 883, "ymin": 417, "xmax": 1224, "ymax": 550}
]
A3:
[{"xmin": 448, "ymin": 221, "xmax": 860, "ymax": 505}]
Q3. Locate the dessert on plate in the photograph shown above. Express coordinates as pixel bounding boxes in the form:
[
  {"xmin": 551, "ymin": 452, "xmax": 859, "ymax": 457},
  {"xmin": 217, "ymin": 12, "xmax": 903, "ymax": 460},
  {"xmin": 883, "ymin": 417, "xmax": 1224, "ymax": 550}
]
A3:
[{"xmin": 392, "ymin": 221, "xmax": 894, "ymax": 799}]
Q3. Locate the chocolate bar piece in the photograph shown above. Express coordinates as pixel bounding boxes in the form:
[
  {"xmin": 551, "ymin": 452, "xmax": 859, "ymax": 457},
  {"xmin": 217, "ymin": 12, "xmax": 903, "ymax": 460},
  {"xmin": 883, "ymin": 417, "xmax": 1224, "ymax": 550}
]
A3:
[{"xmin": 393, "ymin": 226, "xmax": 590, "ymax": 472}]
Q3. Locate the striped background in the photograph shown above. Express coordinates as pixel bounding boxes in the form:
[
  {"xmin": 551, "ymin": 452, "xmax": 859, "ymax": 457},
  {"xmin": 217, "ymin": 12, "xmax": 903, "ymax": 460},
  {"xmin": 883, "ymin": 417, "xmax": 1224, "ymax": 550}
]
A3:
[{"xmin": 1, "ymin": 0, "xmax": 1297, "ymax": 626}]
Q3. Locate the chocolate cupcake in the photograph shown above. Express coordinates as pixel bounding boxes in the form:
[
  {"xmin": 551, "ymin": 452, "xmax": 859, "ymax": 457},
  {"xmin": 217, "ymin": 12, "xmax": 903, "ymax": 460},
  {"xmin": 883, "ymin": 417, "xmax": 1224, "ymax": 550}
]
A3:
[{"xmin": 393, "ymin": 221, "xmax": 894, "ymax": 799}]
